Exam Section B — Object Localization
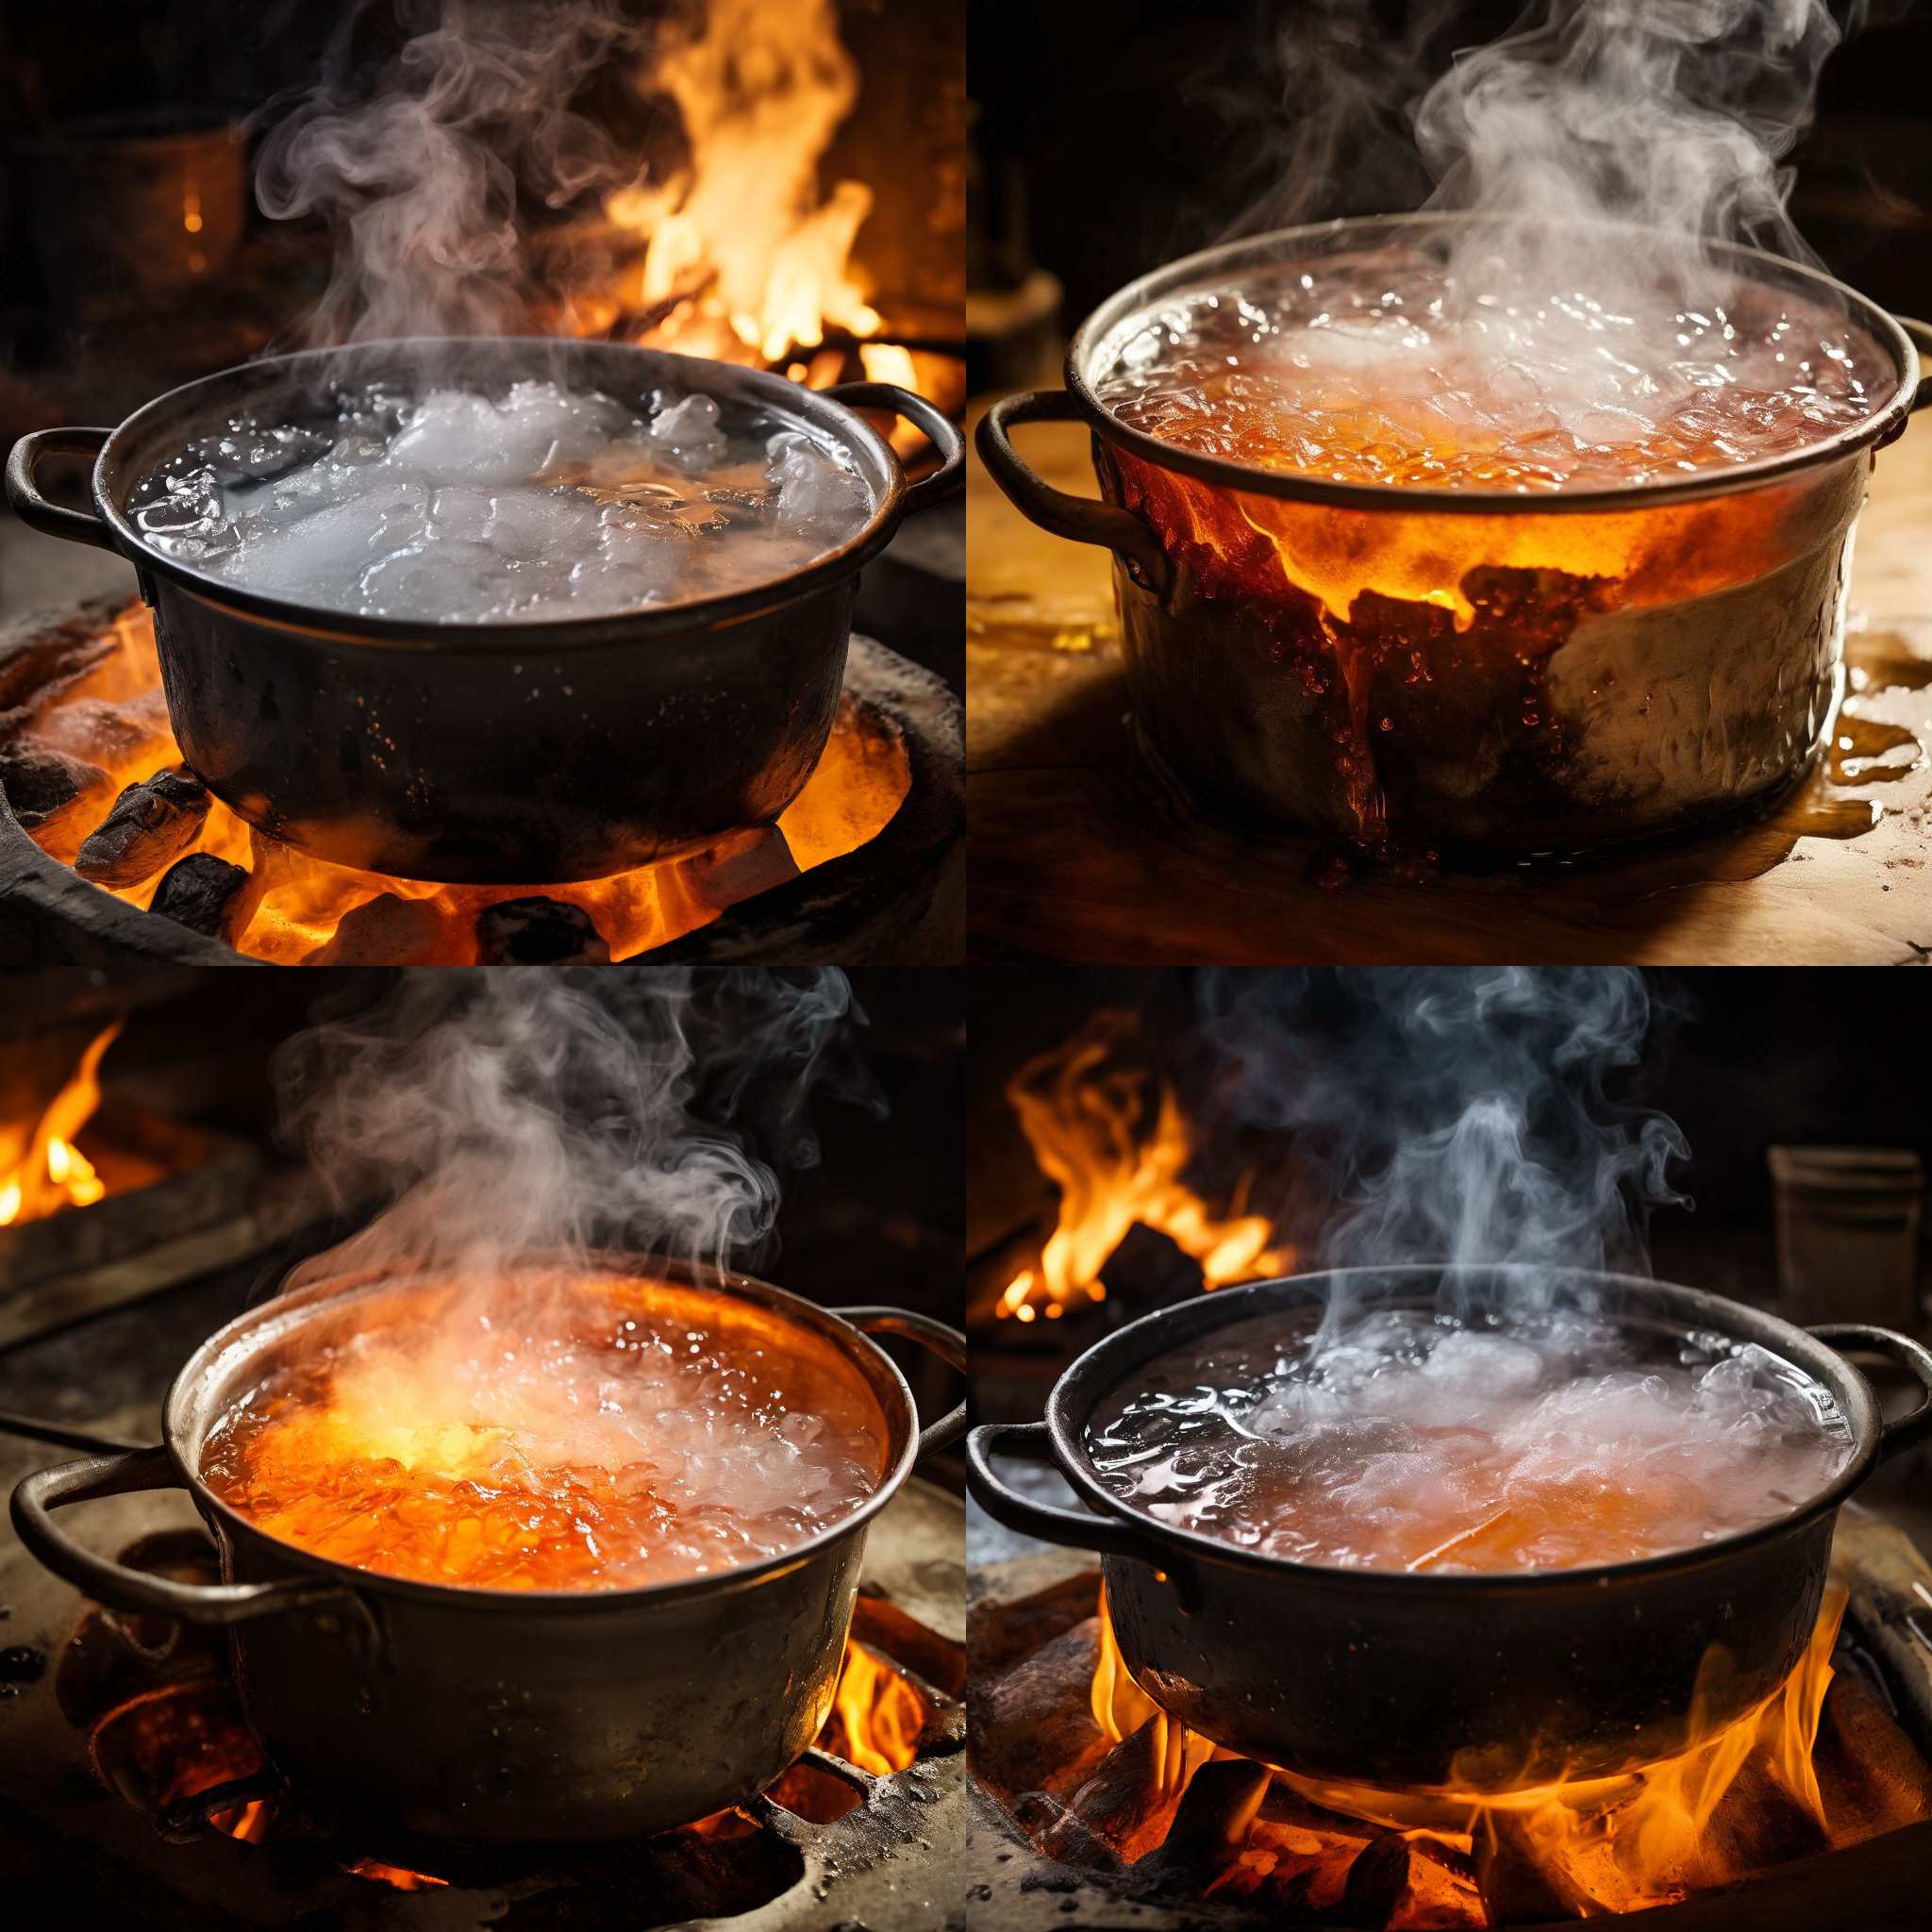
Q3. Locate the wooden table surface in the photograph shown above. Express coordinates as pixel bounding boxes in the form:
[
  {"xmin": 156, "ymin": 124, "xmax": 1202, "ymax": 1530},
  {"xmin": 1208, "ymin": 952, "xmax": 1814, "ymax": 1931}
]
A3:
[{"xmin": 968, "ymin": 403, "xmax": 1932, "ymax": 965}]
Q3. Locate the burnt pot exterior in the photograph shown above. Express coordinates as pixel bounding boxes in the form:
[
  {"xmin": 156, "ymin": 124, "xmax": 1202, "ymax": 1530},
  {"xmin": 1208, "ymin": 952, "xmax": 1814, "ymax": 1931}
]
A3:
[
  {"xmin": 147, "ymin": 570, "xmax": 851, "ymax": 882},
  {"xmin": 968, "ymin": 1264, "xmax": 1930, "ymax": 1792},
  {"xmin": 213, "ymin": 1499, "xmax": 867, "ymax": 1841},
  {"xmin": 979, "ymin": 215, "xmax": 1929, "ymax": 855}
]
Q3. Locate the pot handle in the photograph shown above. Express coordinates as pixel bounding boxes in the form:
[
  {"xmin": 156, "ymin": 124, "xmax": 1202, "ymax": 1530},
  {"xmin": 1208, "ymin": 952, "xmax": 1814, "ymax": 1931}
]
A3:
[
  {"xmin": 967, "ymin": 1420, "xmax": 1178, "ymax": 1574},
  {"xmin": 1810, "ymin": 1324, "xmax": 1932, "ymax": 1461},
  {"xmin": 1897, "ymin": 316, "xmax": 1932, "ymax": 414},
  {"xmin": 11, "ymin": 1445, "xmax": 369, "ymax": 1628},
  {"xmin": 835, "ymin": 1306, "xmax": 966, "ymax": 1459},
  {"xmin": 6, "ymin": 427, "xmax": 117, "ymax": 553},
  {"xmin": 976, "ymin": 391, "xmax": 1172, "ymax": 595},
  {"xmin": 824, "ymin": 382, "xmax": 964, "ymax": 516}
]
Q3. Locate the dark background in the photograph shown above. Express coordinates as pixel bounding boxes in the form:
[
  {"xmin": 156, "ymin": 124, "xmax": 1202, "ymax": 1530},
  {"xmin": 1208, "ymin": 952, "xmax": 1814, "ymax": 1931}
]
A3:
[
  {"xmin": 972, "ymin": 0, "xmax": 1932, "ymax": 331},
  {"xmin": 968, "ymin": 965, "xmax": 1928, "ymax": 1316}
]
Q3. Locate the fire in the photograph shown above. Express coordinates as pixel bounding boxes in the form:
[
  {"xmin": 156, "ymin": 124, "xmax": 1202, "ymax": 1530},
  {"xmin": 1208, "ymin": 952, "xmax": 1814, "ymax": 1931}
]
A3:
[
  {"xmin": 17, "ymin": 606, "xmax": 908, "ymax": 965},
  {"xmin": 822, "ymin": 1638, "xmax": 928, "ymax": 1776},
  {"xmin": 603, "ymin": 0, "xmax": 877, "ymax": 364},
  {"xmin": 0, "ymin": 1023, "xmax": 119, "ymax": 1226},
  {"xmin": 1088, "ymin": 1581, "xmax": 1850, "ymax": 1926},
  {"xmin": 996, "ymin": 1011, "xmax": 1291, "ymax": 1322}
]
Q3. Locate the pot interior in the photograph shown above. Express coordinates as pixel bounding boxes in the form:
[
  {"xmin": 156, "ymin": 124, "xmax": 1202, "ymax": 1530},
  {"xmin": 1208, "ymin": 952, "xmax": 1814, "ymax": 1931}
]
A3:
[
  {"xmin": 1054, "ymin": 1265, "xmax": 1880, "ymax": 1579},
  {"xmin": 1073, "ymin": 213, "xmax": 1910, "ymax": 509},
  {"xmin": 169, "ymin": 1256, "xmax": 912, "ymax": 1596},
  {"xmin": 93, "ymin": 337, "xmax": 904, "ymax": 627}
]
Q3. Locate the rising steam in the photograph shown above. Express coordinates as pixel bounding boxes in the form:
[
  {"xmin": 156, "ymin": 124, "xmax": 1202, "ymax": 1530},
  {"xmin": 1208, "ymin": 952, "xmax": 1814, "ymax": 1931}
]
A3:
[
  {"xmin": 1216, "ymin": 0, "xmax": 1869, "ymax": 299},
  {"xmin": 1197, "ymin": 967, "xmax": 1690, "ymax": 1300},
  {"xmin": 255, "ymin": 0, "xmax": 641, "ymax": 343},
  {"xmin": 275, "ymin": 966, "xmax": 879, "ymax": 1293}
]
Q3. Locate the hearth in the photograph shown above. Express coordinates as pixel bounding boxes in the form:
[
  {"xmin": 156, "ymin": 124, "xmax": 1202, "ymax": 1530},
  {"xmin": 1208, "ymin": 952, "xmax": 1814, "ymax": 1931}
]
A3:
[{"xmin": 1, "ymin": 595, "xmax": 961, "ymax": 967}]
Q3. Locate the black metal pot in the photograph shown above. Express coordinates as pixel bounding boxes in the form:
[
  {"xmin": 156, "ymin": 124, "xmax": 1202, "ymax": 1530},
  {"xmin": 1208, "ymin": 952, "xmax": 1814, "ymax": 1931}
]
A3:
[
  {"xmin": 967, "ymin": 1264, "xmax": 1932, "ymax": 1792},
  {"xmin": 11, "ymin": 1257, "xmax": 964, "ymax": 1843},
  {"xmin": 4, "ymin": 339, "xmax": 961, "ymax": 883}
]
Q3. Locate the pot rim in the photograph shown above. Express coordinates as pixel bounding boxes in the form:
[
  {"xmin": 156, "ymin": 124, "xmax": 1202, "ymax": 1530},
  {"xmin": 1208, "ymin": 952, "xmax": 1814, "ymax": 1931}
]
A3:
[
  {"xmin": 89, "ymin": 336, "xmax": 909, "ymax": 653},
  {"xmin": 161, "ymin": 1250, "xmax": 925, "ymax": 1612},
  {"xmin": 1043, "ymin": 1262, "xmax": 1884, "ymax": 1594},
  {"xmin": 1065, "ymin": 211, "xmax": 1919, "ymax": 517}
]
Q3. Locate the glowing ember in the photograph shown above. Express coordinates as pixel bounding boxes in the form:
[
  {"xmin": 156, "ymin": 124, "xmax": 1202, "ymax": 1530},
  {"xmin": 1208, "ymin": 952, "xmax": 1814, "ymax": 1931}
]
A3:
[
  {"xmin": 995, "ymin": 1010, "xmax": 1290, "ymax": 1322},
  {"xmin": 0, "ymin": 1024, "xmax": 119, "ymax": 1226},
  {"xmin": 13, "ymin": 606, "xmax": 908, "ymax": 964},
  {"xmin": 200, "ymin": 1274, "xmax": 891, "ymax": 1591},
  {"xmin": 1088, "ymin": 1579, "xmax": 1852, "ymax": 1925}
]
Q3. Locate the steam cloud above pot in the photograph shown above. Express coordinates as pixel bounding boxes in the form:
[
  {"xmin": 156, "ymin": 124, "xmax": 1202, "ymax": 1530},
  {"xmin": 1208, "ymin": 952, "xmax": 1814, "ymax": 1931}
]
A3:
[{"xmin": 275, "ymin": 966, "xmax": 881, "ymax": 1297}]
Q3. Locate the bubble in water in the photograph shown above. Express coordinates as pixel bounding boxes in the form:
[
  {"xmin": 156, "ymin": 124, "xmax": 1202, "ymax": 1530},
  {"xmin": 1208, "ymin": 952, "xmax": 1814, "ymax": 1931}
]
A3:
[
  {"xmin": 127, "ymin": 378, "xmax": 875, "ymax": 624},
  {"xmin": 1086, "ymin": 1305, "xmax": 1853, "ymax": 1572}
]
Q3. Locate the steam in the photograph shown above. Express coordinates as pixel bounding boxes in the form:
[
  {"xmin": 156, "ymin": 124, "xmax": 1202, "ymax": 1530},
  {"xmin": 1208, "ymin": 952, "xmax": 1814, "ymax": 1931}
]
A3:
[
  {"xmin": 1217, "ymin": 0, "xmax": 1869, "ymax": 302},
  {"xmin": 275, "ymin": 967, "xmax": 880, "ymax": 1295},
  {"xmin": 1415, "ymin": 0, "xmax": 1847, "ymax": 292},
  {"xmin": 255, "ymin": 0, "xmax": 641, "ymax": 344},
  {"xmin": 1197, "ymin": 967, "xmax": 1690, "ymax": 1310}
]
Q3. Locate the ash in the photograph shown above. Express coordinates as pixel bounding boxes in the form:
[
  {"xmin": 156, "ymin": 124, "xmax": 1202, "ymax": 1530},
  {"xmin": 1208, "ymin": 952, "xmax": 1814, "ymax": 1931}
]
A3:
[{"xmin": 128, "ymin": 380, "xmax": 874, "ymax": 624}]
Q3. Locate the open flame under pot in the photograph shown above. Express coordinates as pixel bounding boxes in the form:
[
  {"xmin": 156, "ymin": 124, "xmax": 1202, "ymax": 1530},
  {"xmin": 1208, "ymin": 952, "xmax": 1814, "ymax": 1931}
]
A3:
[
  {"xmin": 10, "ymin": 1255, "xmax": 964, "ymax": 1843},
  {"xmin": 5, "ymin": 339, "xmax": 962, "ymax": 884},
  {"xmin": 980, "ymin": 215, "xmax": 1932, "ymax": 855},
  {"xmin": 968, "ymin": 1263, "xmax": 1932, "ymax": 1794}
]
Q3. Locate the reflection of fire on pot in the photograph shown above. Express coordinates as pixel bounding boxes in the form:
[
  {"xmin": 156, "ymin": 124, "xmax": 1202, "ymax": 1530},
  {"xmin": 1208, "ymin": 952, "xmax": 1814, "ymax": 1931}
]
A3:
[
  {"xmin": 977, "ymin": 3, "xmax": 1931, "ymax": 859},
  {"xmin": 968, "ymin": 967, "xmax": 1932, "ymax": 1928}
]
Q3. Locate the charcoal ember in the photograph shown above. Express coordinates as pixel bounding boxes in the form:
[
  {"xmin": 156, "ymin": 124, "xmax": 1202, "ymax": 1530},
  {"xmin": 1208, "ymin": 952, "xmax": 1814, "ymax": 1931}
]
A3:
[
  {"xmin": 0, "ymin": 740, "xmax": 107, "ymax": 828},
  {"xmin": 303, "ymin": 893, "xmax": 455, "ymax": 967},
  {"xmin": 1097, "ymin": 1222, "xmax": 1206, "ymax": 1311},
  {"xmin": 698, "ymin": 823, "xmax": 802, "ymax": 907},
  {"xmin": 75, "ymin": 768, "xmax": 208, "ymax": 887},
  {"xmin": 1813, "ymin": 1670, "xmax": 1932, "ymax": 1843},
  {"xmin": 475, "ymin": 896, "xmax": 612, "ymax": 965},
  {"xmin": 149, "ymin": 854, "xmax": 249, "ymax": 940},
  {"xmin": 1475, "ymin": 1809, "xmax": 1598, "ymax": 1924},
  {"xmin": 1337, "ymin": 1832, "xmax": 1419, "ymax": 1927}
]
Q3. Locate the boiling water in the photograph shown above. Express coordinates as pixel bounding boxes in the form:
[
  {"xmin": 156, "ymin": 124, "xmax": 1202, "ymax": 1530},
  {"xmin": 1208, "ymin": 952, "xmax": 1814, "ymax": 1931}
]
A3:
[
  {"xmin": 1094, "ymin": 254, "xmax": 1892, "ymax": 493},
  {"xmin": 201, "ymin": 1279, "xmax": 889, "ymax": 1590},
  {"xmin": 128, "ymin": 379, "xmax": 874, "ymax": 623},
  {"xmin": 1085, "ymin": 1307, "xmax": 1855, "ymax": 1572}
]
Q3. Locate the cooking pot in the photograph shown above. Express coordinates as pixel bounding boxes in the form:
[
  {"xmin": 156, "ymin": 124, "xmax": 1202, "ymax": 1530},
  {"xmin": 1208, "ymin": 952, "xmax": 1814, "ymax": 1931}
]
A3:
[
  {"xmin": 967, "ymin": 1264, "xmax": 1932, "ymax": 1791},
  {"xmin": 5, "ymin": 338, "xmax": 961, "ymax": 883},
  {"xmin": 11, "ymin": 1255, "xmax": 964, "ymax": 1843},
  {"xmin": 979, "ymin": 214, "xmax": 1932, "ymax": 852}
]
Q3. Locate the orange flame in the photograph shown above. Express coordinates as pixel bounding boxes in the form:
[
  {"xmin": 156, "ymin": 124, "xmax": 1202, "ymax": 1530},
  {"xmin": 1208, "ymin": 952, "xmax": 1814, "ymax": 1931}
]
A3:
[
  {"xmin": 997, "ymin": 1011, "xmax": 1291, "ymax": 1322},
  {"xmin": 1090, "ymin": 1581, "xmax": 1849, "ymax": 1924},
  {"xmin": 823, "ymin": 1638, "xmax": 928, "ymax": 1776},
  {"xmin": 600, "ymin": 0, "xmax": 879, "ymax": 366},
  {"xmin": 0, "ymin": 1022, "xmax": 120, "ymax": 1226}
]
